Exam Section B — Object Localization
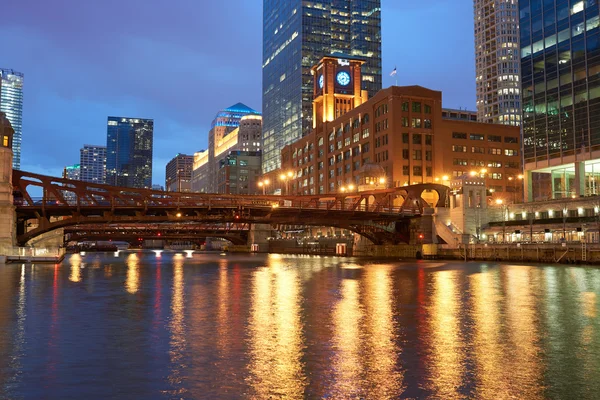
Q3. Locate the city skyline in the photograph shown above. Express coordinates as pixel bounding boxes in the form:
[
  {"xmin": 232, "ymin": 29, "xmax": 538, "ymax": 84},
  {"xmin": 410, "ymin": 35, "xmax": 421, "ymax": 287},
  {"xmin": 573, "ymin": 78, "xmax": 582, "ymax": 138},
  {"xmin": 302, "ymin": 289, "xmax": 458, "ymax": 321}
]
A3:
[{"xmin": 1, "ymin": 0, "xmax": 475, "ymax": 186}]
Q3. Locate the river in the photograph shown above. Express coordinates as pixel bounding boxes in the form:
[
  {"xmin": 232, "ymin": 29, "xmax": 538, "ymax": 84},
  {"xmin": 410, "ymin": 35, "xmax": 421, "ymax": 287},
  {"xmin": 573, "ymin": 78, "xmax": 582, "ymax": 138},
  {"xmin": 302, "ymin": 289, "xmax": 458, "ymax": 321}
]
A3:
[{"xmin": 0, "ymin": 252, "xmax": 598, "ymax": 399}]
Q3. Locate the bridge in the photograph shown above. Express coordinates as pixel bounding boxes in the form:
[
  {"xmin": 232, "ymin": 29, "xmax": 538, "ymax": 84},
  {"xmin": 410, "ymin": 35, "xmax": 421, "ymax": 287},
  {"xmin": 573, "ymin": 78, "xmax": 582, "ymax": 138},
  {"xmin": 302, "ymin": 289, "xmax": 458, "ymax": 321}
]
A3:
[{"xmin": 12, "ymin": 170, "xmax": 450, "ymax": 246}]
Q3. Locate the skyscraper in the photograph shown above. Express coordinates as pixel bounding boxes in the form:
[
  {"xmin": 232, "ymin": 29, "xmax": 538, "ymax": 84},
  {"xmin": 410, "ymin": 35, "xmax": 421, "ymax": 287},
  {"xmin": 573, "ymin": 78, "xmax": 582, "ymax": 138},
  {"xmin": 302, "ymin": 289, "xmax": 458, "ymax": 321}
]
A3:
[
  {"xmin": 520, "ymin": 0, "xmax": 600, "ymax": 200},
  {"xmin": 106, "ymin": 117, "xmax": 153, "ymax": 189},
  {"xmin": 80, "ymin": 144, "xmax": 107, "ymax": 184},
  {"xmin": 63, "ymin": 164, "xmax": 81, "ymax": 180},
  {"xmin": 473, "ymin": 0, "xmax": 521, "ymax": 126},
  {"xmin": 262, "ymin": 0, "xmax": 382, "ymax": 173},
  {"xmin": 0, "ymin": 69, "xmax": 24, "ymax": 170}
]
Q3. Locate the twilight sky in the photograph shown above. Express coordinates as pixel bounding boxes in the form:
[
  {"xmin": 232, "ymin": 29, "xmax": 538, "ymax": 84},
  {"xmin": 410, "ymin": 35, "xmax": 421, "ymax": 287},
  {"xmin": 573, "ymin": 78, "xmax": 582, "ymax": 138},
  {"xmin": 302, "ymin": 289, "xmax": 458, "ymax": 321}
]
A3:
[{"xmin": 1, "ymin": 0, "xmax": 474, "ymax": 186}]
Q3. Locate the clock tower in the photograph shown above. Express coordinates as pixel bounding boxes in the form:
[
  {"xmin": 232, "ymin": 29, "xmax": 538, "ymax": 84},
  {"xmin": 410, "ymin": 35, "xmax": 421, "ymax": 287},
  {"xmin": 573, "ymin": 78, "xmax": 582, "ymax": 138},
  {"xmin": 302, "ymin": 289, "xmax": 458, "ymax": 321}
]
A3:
[{"xmin": 311, "ymin": 54, "xmax": 368, "ymax": 129}]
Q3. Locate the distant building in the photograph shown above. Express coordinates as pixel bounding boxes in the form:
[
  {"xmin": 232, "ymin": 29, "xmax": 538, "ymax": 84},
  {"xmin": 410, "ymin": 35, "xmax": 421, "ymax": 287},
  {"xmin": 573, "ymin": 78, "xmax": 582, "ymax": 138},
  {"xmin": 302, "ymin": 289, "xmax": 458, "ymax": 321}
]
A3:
[
  {"xmin": 63, "ymin": 164, "xmax": 81, "ymax": 180},
  {"xmin": 165, "ymin": 154, "xmax": 193, "ymax": 192},
  {"xmin": 473, "ymin": 0, "xmax": 521, "ymax": 125},
  {"xmin": 80, "ymin": 144, "xmax": 106, "ymax": 184},
  {"xmin": 0, "ymin": 69, "xmax": 24, "ymax": 169},
  {"xmin": 152, "ymin": 184, "xmax": 164, "ymax": 191},
  {"xmin": 262, "ymin": 0, "xmax": 382, "ymax": 173},
  {"xmin": 106, "ymin": 117, "xmax": 153, "ymax": 189},
  {"xmin": 192, "ymin": 111, "xmax": 262, "ymax": 193},
  {"xmin": 280, "ymin": 54, "xmax": 522, "ymax": 198},
  {"xmin": 217, "ymin": 151, "xmax": 262, "ymax": 194}
]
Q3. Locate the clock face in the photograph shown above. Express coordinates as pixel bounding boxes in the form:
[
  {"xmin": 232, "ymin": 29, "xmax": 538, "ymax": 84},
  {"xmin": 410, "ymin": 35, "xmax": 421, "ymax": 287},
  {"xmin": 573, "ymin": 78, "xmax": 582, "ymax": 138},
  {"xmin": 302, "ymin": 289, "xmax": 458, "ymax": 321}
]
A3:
[
  {"xmin": 318, "ymin": 75, "xmax": 324, "ymax": 89},
  {"xmin": 336, "ymin": 71, "xmax": 351, "ymax": 86}
]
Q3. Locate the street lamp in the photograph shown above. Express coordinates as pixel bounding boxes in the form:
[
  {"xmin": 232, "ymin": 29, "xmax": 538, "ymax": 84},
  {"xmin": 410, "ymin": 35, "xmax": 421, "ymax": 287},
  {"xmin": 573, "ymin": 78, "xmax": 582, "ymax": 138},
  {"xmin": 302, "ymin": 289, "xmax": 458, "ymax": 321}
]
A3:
[
  {"xmin": 258, "ymin": 178, "xmax": 270, "ymax": 195},
  {"xmin": 279, "ymin": 171, "xmax": 293, "ymax": 195},
  {"xmin": 496, "ymin": 199, "xmax": 507, "ymax": 242}
]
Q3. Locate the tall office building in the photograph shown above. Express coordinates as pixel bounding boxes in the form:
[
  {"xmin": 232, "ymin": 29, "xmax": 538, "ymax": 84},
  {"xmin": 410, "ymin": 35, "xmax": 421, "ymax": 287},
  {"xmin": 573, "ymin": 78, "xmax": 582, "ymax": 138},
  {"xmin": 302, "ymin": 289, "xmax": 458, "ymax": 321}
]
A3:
[
  {"xmin": 165, "ymin": 154, "xmax": 193, "ymax": 192},
  {"xmin": 0, "ymin": 69, "xmax": 24, "ymax": 170},
  {"xmin": 106, "ymin": 117, "xmax": 153, "ymax": 189},
  {"xmin": 262, "ymin": 0, "xmax": 382, "ymax": 173},
  {"xmin": 473, "ymin": 0, "xmax": 521, "ymax": 126},
  {"xmin": 80, "ymin": 144, "xmax": 106, "ymax": 184},
  {"xmin": 520, "ymin": 0, "xmax": 600, "ymax": 200}
]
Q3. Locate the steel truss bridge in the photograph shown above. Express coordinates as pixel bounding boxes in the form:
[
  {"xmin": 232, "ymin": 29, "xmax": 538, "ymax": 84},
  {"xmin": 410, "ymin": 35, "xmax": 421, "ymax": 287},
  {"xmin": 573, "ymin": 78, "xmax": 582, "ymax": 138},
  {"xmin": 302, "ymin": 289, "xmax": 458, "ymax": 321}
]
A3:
[{"xmin": 13, "ymin": 171, "xmax": 450, "ymax": 246}]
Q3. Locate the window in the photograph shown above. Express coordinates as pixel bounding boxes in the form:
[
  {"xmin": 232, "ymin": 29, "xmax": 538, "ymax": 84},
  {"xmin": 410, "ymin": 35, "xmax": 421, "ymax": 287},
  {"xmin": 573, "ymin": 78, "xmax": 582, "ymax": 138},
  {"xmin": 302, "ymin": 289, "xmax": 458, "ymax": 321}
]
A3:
[
  {"xmin": 411, "ymin": 118, "xmax": 422, "ymax": 128},
  {"xmin": 488, "ymin": 135, "xmax": 501, "ymax": 142},
  {"xmin": 402, "ymin": 102, "xmax": 409, "ymax": 111},
  {"xmin": 471, "ymin": 146, "xmax": 484, "ymax": 154},
  {"xmin": 452, "ymin": 145, "xmax": 467, "ymax": 152},
  {"xmin": 362, "ymin": 143, "xmax": 370, "ymax": 153},
  {"xmin": 402, "ymin": 133, "xmax": 409, "ymax": 144},
  {"xmin": 353, "ymin": 119, "xmax": 360, "ymax": 129},
  {"xmin": 425, "ymin": 150, "xmax": 432, "ymax": 161},
  {"xmin": 318, "ymin": 161, "xmax": 324, "ymax": 170},
  {"xmin": 453, "ymin": 158, "xmax": 468, "ymax": 166},
  {"xmin": 403, "ymin": 165, "xmax": 410, "ymax": 175},
  {"xmin": 344, "ymin": 137, "xmax": 351, "ymax": 146},
  {"xmin": 362, "ymin": 114, "xmax": 369, "ymax": 124},
  {"xmin": 489, "ymin": 148, "xmax": 502, "ymax": 155},
  {"xmin": 413, "ymin": 166, "xmax": 422, "ymax": 176},
  {"xmin": 318, "ymin": 137, "xmax": 324, "ymax": 146},
  {"xmin": 402, "ymin": 149, "xmax": 409, "ymax": 159},
  {"xmin": 344, "ymin": 150, "xmax": 351, "ymax": 160},
  {"xmin": 424, "ymin": 104, "xmax": 431, "ymax": 114},
  {"xmin": 424, "ymin": 119, "xmax": 432, "ymax": 129},
  {"xmin": 504, "ymin": 137, "xmax": 518, "ymax": 143},
  {"xmin": 239, "ymin": 160, "xmax": 248, "ymax": 166},
  {"xmin": 413, "ymin": 133, "xmax": 422, "ymax": 145},
  {"xmin": 425, "ymin": 135, "xmax": 432, "ymax": 145},
  {"xmin": 426, "ymin": 166, "xmax": 432, "ymax": 177},
  {"xmin": 412, "ymin": 102, "xmax": 421, "ymax": 113},
  {"xmin": 488, "ymin": 161, "xmax": 502, "ymax": 168},
  {"xmin": 362, "ymin": 129, "xmax": 370, "ymax": 139},
  {"xmin": 470, "ymin": 134, "xmax": 484, "ymax": 140},
  {"xmin": 452, "ymin": 132, "xmax": 467, "ymax": 139},
  {"xmin": 413, "ymin": 150, "xmax": 422, "ymax": 160},
  {"xmin": 491, "ymin": 173, "xmax": 503, "ymax": 180},
  {"xmin": 402, "ymin": 117, "xmax": 409, "ymax": 127},
  {"xmin": 353, "ymin": 133, "xmax": 359, "ymax": 143},
  {"xmin": 505, "ymin": 149, "xmax": 518, "ymax": 156},
  {"xmin": 352, "ymin": 146, "xmax": 360, "ymax": 156}
]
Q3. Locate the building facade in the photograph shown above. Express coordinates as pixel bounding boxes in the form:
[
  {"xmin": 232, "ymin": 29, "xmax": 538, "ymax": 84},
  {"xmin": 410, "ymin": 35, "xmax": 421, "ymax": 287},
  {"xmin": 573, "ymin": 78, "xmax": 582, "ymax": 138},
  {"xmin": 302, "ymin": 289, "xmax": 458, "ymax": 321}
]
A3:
[
  {"xmin": 80, "ymin": 144, "xmax": 106, "ymax": 184},
  {"xmin": 474, "ymin": 0, "xmax": 521, "ymax": 125},
  {"xmin": 262, "ymin": 0, "xmax": 382, "ymax": 174},
  {"xmin": 520, "ymin": 0, "xmax": 600, "ymax": 200},
  {"xmin": 192, "ymin": 113, "xmax": 262, "ymax": 193},
  {"xmin": 0, "ymin": 69, "xmax": 24, "ymax": 170},
  {"xmin": 280, "ymin": 55, "xmax": 522, "ymax": 200},
  {"xmin": 217, "ymin": 151, "xmax": 262, "ymax": 194},
  {"xmin": 165, "ymin": 154, "xmax": 194, "ymax": 192},
  {"xmin": 63, "ymin": 164, "xmax": 81, "ymax": 180},
  {"xmin": 106, "ymin": 117, "xmax": 153, "ymax": 189}
]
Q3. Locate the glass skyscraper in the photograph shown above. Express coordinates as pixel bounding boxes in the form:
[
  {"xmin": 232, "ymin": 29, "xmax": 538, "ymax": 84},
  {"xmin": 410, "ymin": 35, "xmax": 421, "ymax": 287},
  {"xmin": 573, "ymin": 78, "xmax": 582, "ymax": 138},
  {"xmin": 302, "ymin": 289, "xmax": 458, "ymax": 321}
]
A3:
[
  {"xmin": 520, "ymin": 0, "xmax": 600, "ymax": 200},
  {"xmin": 262, "ymin": 0, "xmax": 382, "ymax": 173},
  {"xmin": 106, "ymin": 117, "xmax": 153, "ymax": 189},
  {"xmin": 0, "ymin": 69, "xmax": 24, "ymax": 170},
  {"xmin": 80, "ymin": 144, "xmax": 107, "ymax": 184}
]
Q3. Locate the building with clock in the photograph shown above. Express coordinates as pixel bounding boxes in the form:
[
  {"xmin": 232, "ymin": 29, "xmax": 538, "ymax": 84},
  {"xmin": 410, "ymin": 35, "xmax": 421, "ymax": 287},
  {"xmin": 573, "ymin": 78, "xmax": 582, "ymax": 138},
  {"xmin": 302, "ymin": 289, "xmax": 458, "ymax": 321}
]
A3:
[
  {"xmin": 280, "ymin": 54, "xmax": 521, "ymax": 200},
  {"xmin": 262, "ymin": 0, "xmax": 382, "ymax": 174}
]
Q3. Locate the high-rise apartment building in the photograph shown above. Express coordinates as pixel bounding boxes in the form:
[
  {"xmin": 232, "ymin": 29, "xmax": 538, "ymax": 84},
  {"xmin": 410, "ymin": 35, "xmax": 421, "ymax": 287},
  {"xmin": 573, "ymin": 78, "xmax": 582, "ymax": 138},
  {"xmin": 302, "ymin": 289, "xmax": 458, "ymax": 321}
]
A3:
[
  {"xmin": 80, "ymin": 144, "xmax": 106, "ymax": 184},
  {"xmin": 474, "ymin": 0, "xmax": 521, "ymax": 126},
  {"xmin": 0, "ymin": 69, "xmax": 24, "ymax": 170},
  {"xmin": 106, "ymin": 117, "xmax": 153, "ymax": 189},
  {"xmin": 165, "ymin": 154, "xmax": 193, "ymax": 192},
  {"xmin": 262, "ymin": 0, "xmax": 382, "ymax": 173},
  {"xmin": 520, "ymin": 0, "xmax": 600, "ymax": 200}
]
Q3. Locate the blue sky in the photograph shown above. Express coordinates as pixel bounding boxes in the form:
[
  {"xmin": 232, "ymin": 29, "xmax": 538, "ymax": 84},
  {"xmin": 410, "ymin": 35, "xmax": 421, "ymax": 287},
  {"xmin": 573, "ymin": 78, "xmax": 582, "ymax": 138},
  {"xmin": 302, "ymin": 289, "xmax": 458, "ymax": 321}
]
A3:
[{"xmin": 1, "ymin": 0, "xmax": 474, "ymax": 186}]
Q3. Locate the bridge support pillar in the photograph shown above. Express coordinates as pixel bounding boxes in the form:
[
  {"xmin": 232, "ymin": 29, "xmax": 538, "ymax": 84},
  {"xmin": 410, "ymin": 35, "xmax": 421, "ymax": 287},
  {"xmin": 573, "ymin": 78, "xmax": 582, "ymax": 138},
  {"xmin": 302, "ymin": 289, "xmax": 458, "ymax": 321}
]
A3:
[
  {"xmin": 0, "ymin": 134, "xmax": 15, "ymax": 257},
  {"xmin": 248, "ymin": 224, "xmax": 272, "ymax": 252}
]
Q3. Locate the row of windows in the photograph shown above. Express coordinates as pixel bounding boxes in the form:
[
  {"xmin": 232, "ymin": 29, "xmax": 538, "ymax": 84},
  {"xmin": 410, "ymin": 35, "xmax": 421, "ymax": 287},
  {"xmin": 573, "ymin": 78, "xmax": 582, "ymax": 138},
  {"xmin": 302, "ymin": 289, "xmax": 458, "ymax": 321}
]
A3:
[
  {"xmin": 401, "ymin": 102, "xmax": 432, "ymax": 114},
  {"xmin": 402, "ymin": 149, "xmax": 433, "ymax": 161},
  {"xmin": 453, "ymin": 159, "xmax": 520, "ymax": 168},
  {"xmin": 402, "ymin": 133, "xmax": 433, "ymax": 145},
  {"xmin": 452, "ymin": 132, "xmax": 519, "ymax": 143},
  {"xmin": 403, "ymin": 165, "xmax": 433, "ymax": 177},
  {"xmin": 402, "ymin": 117, "xmax": 432, "ymax": 129},
  {"xmin": 452, "ymin": 145, "xmax": 519, "ymax": 156}
]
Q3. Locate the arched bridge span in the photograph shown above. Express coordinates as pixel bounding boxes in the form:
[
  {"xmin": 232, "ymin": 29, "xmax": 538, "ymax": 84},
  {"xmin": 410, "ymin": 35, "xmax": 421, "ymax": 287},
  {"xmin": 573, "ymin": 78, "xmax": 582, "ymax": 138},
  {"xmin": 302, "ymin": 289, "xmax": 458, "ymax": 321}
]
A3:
[{"xmin": 13, "ymin": 171, "xmax": 449, "ymax": 246}]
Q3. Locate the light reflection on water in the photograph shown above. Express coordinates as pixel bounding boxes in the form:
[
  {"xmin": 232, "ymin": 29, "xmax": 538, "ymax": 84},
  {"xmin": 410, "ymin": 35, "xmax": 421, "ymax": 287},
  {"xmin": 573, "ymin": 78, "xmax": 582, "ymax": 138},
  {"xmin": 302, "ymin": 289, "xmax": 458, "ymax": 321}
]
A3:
[{"xmin": 0, "ymin": 255, "xmax": 598, "ymax": 399}]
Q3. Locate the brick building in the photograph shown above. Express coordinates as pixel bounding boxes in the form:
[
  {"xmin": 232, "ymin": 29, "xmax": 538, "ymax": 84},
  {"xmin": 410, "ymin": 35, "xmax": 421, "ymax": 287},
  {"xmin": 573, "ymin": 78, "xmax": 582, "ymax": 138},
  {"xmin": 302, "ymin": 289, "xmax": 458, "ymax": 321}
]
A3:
[{"xmin": 280, "ymin": 55, "xmax": 521, "ymax": 200}]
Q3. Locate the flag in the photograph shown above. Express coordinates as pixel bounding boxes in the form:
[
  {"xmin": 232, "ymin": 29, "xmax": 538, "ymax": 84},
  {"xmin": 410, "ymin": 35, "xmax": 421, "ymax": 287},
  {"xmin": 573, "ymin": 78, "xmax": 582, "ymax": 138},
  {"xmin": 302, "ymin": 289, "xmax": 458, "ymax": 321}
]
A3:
[{"xmin": 390, "ymin": 66, "xmax": 397, "ymax": 77}]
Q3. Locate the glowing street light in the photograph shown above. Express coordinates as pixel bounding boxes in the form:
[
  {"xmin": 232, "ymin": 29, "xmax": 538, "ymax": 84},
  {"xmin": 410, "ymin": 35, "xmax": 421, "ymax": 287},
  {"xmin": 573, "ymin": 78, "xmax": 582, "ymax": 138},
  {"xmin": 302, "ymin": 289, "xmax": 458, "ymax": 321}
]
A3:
[
  {"xmin": 258, "ymin": 178, "xmax": 270, "ymax": 195},
  {"xmin": 279, "ymin": 171, "xmax": 294, "ymax": 195}
]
